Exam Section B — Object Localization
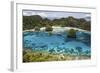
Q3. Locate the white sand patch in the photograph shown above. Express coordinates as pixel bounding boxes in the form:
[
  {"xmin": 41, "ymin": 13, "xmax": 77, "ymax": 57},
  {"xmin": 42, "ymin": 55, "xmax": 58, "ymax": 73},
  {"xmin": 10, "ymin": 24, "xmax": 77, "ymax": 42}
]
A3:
[{"xmin": 23, "ymin": 26, "xmax": 90, "ymax": 34}]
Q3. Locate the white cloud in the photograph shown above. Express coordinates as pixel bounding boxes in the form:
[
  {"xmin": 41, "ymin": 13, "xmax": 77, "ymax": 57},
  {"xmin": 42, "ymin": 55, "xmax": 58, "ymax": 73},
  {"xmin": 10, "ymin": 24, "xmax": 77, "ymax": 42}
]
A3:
[
  {"xmin": 85, "ymin": 14, "xmax": 91, "ymax": 17},
  {"xmin": 23, "ymin": 11, "xmax": 48, "ymax": 18},
  {"xmin": 23, "ymin": 11, "xmax": 36, "ymax": 16}
]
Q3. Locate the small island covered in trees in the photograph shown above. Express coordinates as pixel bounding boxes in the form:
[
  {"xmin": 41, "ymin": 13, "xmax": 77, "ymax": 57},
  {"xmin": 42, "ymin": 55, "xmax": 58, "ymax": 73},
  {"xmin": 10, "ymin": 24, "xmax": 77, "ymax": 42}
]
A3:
[{"xmin": 23, "ymin": 10, "xmax": 91, "ymax": 62}]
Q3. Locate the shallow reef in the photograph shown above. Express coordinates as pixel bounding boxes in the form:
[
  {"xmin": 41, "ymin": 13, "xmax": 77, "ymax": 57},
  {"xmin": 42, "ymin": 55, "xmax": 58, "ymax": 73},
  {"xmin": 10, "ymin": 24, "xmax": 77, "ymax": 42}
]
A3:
[{"xmin": 23, "ymin": 49, "xmax": 91, "ymax": 62}]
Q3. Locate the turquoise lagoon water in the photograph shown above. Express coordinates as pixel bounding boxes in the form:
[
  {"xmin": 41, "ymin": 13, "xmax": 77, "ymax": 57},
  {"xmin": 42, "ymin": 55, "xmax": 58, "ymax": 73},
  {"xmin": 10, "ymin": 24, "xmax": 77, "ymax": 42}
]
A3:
[{"xmin": 23, "ymin": 31, "xmax": 91, "ymax": 56}]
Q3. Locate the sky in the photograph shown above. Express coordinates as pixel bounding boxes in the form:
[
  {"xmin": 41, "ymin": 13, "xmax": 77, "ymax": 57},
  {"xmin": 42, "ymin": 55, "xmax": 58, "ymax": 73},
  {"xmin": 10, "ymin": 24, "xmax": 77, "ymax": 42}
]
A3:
[{"xmin": 23, "ymin": 10, "xmax": 91, "ymax": 21}]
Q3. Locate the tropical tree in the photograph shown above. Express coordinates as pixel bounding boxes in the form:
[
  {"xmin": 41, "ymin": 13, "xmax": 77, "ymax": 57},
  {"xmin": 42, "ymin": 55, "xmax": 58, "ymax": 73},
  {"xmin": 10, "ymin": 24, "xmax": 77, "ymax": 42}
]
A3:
[
  {"xmin": 67, "ymin": 29, "xmax": 76, "ymax": 38},
  {"xmin": 67, "ymin": 16, "xmax": 78, "ymax": 27},
  {"xmin": 45, "ymin": 25, "xmax": 53, "ymax": 31},
  {"xmin": 23, "ymin": 15, "xmax": 90, "ymax": 31}
]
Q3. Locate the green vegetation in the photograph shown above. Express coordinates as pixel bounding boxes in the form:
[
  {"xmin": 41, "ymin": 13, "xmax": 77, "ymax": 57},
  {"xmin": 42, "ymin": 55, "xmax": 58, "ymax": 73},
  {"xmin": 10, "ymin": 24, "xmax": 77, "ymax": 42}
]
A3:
[
  {"xmin": 45, "ymin": 25, "xmax": 53, "ymax": 31},
  {"xmin": 34, "ymin": 26, "xmax": 40, "ymax": 31},
  {"xmin": 23, "ymin": 49, "xmax": 91, "ymax": 62},
  {"xmin": 23, "ymin": 15, "xmax": 91, "ymax": 31},
  {"xmin": 23, "ymin": 15, "xmax": 42, "ymax": 30},
  {"xmin": 67, "ymin": 29, "xmax": 77, "ymax": 38}
]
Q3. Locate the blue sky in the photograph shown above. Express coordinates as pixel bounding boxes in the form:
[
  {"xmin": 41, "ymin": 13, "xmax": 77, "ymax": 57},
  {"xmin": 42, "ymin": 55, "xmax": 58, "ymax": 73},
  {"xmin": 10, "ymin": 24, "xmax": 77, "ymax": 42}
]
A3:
[{"xmin": 23, "ymin": 10, "xmax": 91, "ymax": 20}]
